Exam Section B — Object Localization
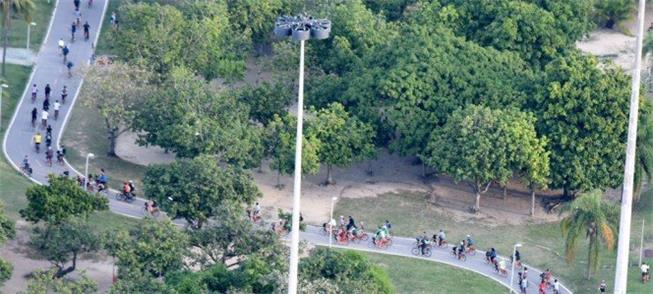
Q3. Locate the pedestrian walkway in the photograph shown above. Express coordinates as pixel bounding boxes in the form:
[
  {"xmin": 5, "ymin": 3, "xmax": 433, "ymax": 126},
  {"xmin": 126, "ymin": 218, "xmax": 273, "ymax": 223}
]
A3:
[
  {"xmin": 0, "ymin": 48, "xmax": 37, "ymax": 66},
  {"xmin": 0, "ymin": 1, "xmax": 573, "ymax": 293}
]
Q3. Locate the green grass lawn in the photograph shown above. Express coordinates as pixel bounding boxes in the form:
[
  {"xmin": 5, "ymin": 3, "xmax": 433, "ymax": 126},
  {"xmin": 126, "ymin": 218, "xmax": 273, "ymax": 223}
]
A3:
[
  {"xmin": 356, "ymin": 250, "xmax": 506, "ymax": 294},
  {"xmin": 5, "ymin": 1, "xmax": 55, "ymax": 49},
  {"xmin": 1, "ymin": 64, "xmax": 31, "ymax": 135},
  {"xmin": 94, "ymin": 0, "xmax": 123, "ymax": 55},
  {"xmin": 335, "ymin": 191, "xmax": 653, "ymax": 293}
]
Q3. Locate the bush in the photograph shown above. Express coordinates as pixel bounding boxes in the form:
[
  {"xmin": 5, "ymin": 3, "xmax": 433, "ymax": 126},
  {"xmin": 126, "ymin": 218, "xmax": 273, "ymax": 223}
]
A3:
[{"xmin": 594, "ymin": 0, "xmax": 634, "ymax": 29}]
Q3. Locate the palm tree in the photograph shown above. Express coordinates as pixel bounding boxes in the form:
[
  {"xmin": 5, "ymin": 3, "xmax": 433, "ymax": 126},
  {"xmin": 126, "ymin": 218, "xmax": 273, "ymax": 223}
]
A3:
[
  {"xmin": 634, "ymin": 100, "xmax": 653, "ymax": 201},
  {"xmin": 1, "ymin": 0, "xmax": 35, "ymax": 76},
  {"xmin": 560, "ymin": 190, "xmax": 619, "ymax": 279}
]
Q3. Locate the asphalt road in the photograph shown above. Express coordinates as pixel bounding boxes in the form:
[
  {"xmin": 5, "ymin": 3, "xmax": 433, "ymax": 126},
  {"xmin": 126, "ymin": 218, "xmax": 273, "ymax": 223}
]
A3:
[{"xmin": 1, "ymin": 1, "xmax": 572, "ymax": 293}]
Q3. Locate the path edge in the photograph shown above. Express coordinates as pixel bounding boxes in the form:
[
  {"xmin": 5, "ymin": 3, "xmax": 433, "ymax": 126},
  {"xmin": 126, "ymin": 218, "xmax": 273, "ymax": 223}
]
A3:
[{"xmin": 2, "ymin": 0, "xmax": 60, "ymax": 185}]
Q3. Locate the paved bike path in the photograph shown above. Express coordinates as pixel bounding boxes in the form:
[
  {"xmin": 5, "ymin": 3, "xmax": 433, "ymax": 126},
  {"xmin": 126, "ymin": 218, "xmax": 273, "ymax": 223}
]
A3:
[{"xmin": 0, "ymin": 1, "xmax": 572, "ymax": 293}]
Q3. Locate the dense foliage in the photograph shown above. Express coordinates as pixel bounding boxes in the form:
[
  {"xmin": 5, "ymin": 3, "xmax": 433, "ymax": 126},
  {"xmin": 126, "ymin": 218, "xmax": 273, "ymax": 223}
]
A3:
[
  {"xmin": 0, "ymin": 202, "xmax": 14, "ymax": 286},
  {"xmin": 20, "ymin": 175, "xmax": 108, "ymax": 224},
  {"xmin": 144, "ymin": 155, "xmax": 260, "ymax": 228}
]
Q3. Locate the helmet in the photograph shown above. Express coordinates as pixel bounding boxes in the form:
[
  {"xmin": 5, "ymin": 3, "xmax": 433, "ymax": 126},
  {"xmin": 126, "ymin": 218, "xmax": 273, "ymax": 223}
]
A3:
[{"xmin": 466, "ymin": 234, "xmax": 470, "ymax": 238}]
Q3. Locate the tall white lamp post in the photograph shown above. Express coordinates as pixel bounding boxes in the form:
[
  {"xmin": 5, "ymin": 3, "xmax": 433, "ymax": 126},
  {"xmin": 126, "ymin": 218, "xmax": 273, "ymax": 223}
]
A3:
[
  {"xmin": 84, "ymin": 153, "xmax": 95, "ymax": 189},
  {"xmin": 615, "ymin": 0, "xmax": 646, "ymax": 292},
  {"xmin": 0, "ymin": 83, "xmax": 8, "ymax": 131},
  {"xmin": 509, "ymin": 243, "xmax": 523, "ymax": 293},
  {"xmin": 328, "ymin": 196, "xmax": 337, "ymax": 248},
  {"xmin": 26, "ymin": 22, "xmax": 36, "ymax": 49},
  {"xmin": 274, "ymin": 14, "xmax": 331, "ymax": 294}
]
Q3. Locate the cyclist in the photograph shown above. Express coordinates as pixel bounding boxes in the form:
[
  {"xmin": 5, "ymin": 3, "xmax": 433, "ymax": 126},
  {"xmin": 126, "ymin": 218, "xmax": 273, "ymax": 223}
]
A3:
[
  {"xmin": 339, "ymin": 215, "xmax": 345, "ymax": 227},
  {"xmin": 46, "ymin": 124, "xmax": 52, "ymax": 137},
  {"xmin": 56, "ymin": 146, "xmax": 65, "ymax": 164},
  {"xmin": 31, "ymin": 84, "xmax": 38, "ymax": 103},
  {"xmin": 346, "ymin": 216, "xmax": 356, "ymax": 232},
  {"xmin": 552, "ymin": 279, "xmax": 560, "ymax": 294},
  {"xmin": 31, "ymin": 107, "xmax": 37, "ymax": 127},
  {"xmin": 53, "ymin": 100, "xmax": 60, "ymax": 120},
  {"xmin": 436, "ymin": 229, "xmax": 446, "ymax": 246},
  {"xmin": 41, "ymin": 109, "xmax": 48, "ymax": 128},
  {"xmin": 58, "ymin": 38, "xmax": 65, "ymax": 55},
  {"xmin": 45, "ymin": 146, "xmax": 54, "ymax": 166},
  {"xmin": 44, "ymin": 84, "xmax": 51, "ymax": 100},
  {"xmin": 373, "ymin": 225, "xmax": 386, "ymax": 245},
  {"xmin": 45, "ymin": 133, "xmax": 52, "ymax": 148},
  {"xmin": 456, "ymin": 241, "xmax": 465, "ymax": 260},
  {"xmin": 498, "ymin": 258, "xmax": 507, "ymax": 275},
  {"xmin": 122, "ymin": 182, "xmax": 132, "ymax": 199},
  {"xmin": 61, "ymin": 85, "xmax": 68, "ymax": 104},
  {"xmin": 33, "ymin": 132, "xmax": 42, "ymax": 152},
  {"xmin": 465, "ymin": 234, "xmax": 475, "ymax": 252},
  {"xmin": 514, "ymin": 248, "xmax": 522, "ymax": 267},
  {"xmin": 128, "ymin": 180, "xmax": 136, "ymax": 197},
  {"xmin": 416, "ymin": 232, "xmax": 429, "ymax": 255}
]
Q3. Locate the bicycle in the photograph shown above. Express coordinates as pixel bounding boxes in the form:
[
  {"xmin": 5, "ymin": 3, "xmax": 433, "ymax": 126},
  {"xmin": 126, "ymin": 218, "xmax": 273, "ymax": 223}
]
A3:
[
  {"xmin": 412, "ymin": 241, "xmax": 433, "ymax": 257},
  {"xmin": 115, "ymin": 191, "xmax": 135, "ymax": 203},
  {"xmin": 369, "ymin": 237, "xmax": 392, "ymax": 249},
  {"xmin": 21, "ymin": 163, "xmax": 32, "ymax": 176},
  {"xmin": 142, "ymin": 205, "xmax": 161, "ymax": 218}
]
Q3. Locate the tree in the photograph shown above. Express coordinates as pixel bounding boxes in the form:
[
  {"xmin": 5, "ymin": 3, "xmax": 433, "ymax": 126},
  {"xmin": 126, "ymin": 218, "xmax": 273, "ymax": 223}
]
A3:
[
  {"xmin": 115, "ymin": 218, "xmax": 188, "ymax": 278},
  {"xmin": 300, "ymin": 248, "xmax": 393, "ymax": 294},
  {"xmin": 29, "ymin": 218, "xmax": 101, "ymax": 278},
  {"xmin": 234, "ymin": 81, "xmax": 293, "ymax": 125},
  {"xmin": 425, "ymin": 105, "xmax": 548, "ymax": 212},
  {"xmin": 438, "ymin": 0, "xmax": 570, "ymax": 66},
  {"xmin": 226, "ymin": 0, "xmax": 285, "ymax": 48},
  {"xmin": 22, "ymin": 269, "xmax": 97, "ymax": 294},
  {"xmin": 381, "ymin": 24, "xmax": 532, "ymax": 159},
  {"xmin": 189, "ymin": 206, "xmax": 281, "ymax": 268},
  {"xmin": 364, "ymin": 0, "xmax": 418, "ymax": 20},
  {"xmin": 594, "ymin": 0, "xmax": 634, "ymax": 29},
  {"xmin": 1, "ymin": 0, "xmax": 34, "ymax": 76},
  {"xmin": 634, "ymin": 100, "xmax": 653, "ymax": 201},
  {"xmin": 144, "ymin": 155, "xmax": 260, "ymax": 228},
  {"xmin": 20, "ymin": 175, "xmax": 108, "ymax": 224},
  {"xmin": 525, "ymin": 0, "xmax": 594, "ymax": 43},
  {"xmin": 132, "ymin": 66, "xmax": 263, "ymax": 167},
  {"xmin": 111, "ymin": 2, "xmax": 248, "ymax": 80},
  {"xmin": 308, "ymin": 102, "xmax": 376, "ymax": 184},
  {"xmin": 265, "ymin": 113, "xmax": 321, "ymax": 188},
  {"xmin": 81, "ymin": 62, "xmax": 153, "ymax": 156},
  {"xmin": 528, "ymin": 52, "xmax": 630, "ymax": 195},
  {"xmin": 0, "ymin": 201, "xmax": 14, "ymax": 286},
  {"xmin": 110, "ymin": 271, "xmax": 175, "ymax": 294},
  {"xmin": 560, "ymin": 190, "xmax": 618, "ymax": 279}
]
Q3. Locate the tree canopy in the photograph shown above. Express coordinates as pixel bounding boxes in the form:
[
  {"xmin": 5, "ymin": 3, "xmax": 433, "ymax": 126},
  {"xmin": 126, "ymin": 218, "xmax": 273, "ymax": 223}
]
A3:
[
  {"xmin": 308, "ymin": 102, "xmax": 376, "ymax": 184},
  {"xmin": 0, "ymin": 202, "xmax": 14, "ymax": 286},
  {"xmin": 144, "ymin": 155, "xmax": 260, "ymax": 228},
  {"xmin": 20, "ymin": 175, "xmax": 108, "ymax": 224},
  {"xmin": 114, "ymin": 218, "xmax": 188, "ymax": 279},
  {"xmin": 132, "ymin": 66, "xmax": 263, "ymax": 167},
  {"xmin": 111, "ymin": 1, "xmax": 249, "ymax": 80},
  {"xmin": 425, "ymin": 105, "xmax": 549, "ymax": 211},
  {"xmin": 528, "ymin": 53, "xmax": 630, "ymax": 194}
]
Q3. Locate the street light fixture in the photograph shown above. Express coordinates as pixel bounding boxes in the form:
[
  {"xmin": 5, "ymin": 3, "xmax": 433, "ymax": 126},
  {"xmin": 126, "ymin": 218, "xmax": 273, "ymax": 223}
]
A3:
[
  {"xmin": 0, "ymin": 83, "xmax": 8, "ymax": 131},
  {"xmin": 26, "ymin": 22, "xmax": 37, "ymax": 49},
  {"xmin": 84, "ymin": 153, "xmax": 95, "ymax": 189},
  {"xmin": 328, "ymin": 197, "xmax": 337, "ymax": 249},
  {"xmin": 274, "ymin": 14, "xmax": 331, "ymax": 294},
  {"xmin": 509, "ymin": 243, "xmax": 523, "ymax": 294}
]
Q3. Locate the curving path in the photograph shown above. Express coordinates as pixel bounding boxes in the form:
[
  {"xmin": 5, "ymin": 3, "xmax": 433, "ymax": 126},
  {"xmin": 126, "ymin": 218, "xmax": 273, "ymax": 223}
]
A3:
[{"xmin": 1, "ymin": 1, "xmax": 572, "ymax": 293}]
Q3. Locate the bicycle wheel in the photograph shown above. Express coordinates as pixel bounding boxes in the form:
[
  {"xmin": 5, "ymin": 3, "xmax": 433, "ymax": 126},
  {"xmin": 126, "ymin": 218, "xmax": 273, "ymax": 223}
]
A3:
[
  {"xmin": 360, "ymin": 233, "xmax": 369, "ymax": 241},
  {"xmin": 424, "ymin": 247, "xmax": 433, "ymax": 257},
  {"xmin": 411, "ymin": 247, "xmax": 420, "ymax": 256}
]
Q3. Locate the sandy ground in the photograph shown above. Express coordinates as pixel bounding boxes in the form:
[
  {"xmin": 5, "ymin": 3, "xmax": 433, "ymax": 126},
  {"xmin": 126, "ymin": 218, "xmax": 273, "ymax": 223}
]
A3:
[
  {"xmin": 576, "ymin": 4, "xmax": 653, "ymax": 70},
  {"xmin": 0, "ymin": 222, "xmax": 115, "ymax": 294}
]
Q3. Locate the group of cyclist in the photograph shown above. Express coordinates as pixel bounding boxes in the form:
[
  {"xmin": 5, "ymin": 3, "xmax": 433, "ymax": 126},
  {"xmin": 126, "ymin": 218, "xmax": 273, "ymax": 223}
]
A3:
[{"xmin": 29, "ymin": 82, "xmax": 68, "ymax": 169}]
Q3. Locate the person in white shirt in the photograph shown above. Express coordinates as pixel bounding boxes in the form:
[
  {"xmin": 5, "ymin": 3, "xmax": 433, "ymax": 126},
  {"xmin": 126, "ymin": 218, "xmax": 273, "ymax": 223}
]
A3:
[
  {"xmin": 31, "ymin": 84, "xmax": 38, "ymax": 102},
  {"xmin": 553, "ymin": 279, "xmax": 560, "ymax": 294},
  {"xmin": 53, "ymin": 100, "xmax": 61, "ymax": 120},
  {"xmin": 41, "ymin": 110, "xmax": 48, "ymax": 128},
  {"xmin": 642, "ymin": 262, "xmax": 650, "ymax": 282},
  {"xmin": 58, "ymin": 38, "xmax": 65, "ymax": 55}
]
